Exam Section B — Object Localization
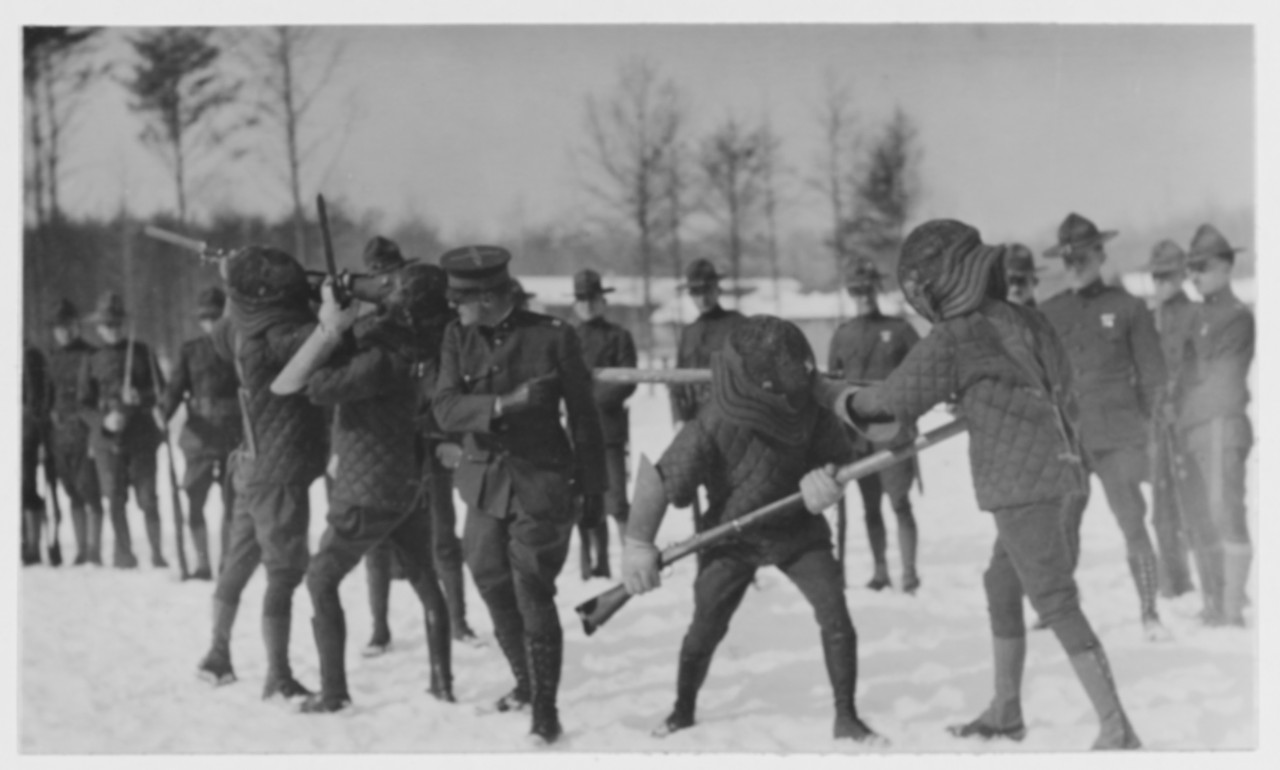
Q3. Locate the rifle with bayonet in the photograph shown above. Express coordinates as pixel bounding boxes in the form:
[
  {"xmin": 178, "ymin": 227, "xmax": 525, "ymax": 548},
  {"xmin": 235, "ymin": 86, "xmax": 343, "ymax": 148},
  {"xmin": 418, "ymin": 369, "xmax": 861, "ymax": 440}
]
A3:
[
  {"xmin": 315, "ymin": 194, "xmax": 351, "ymax": 306},
  {"xmin": 593, "ymin": 368, "xmax": 880, "ymax": 386},
  {"xmin": 574, "ymin": 418, "xmax": 969, "ymax": 636}
]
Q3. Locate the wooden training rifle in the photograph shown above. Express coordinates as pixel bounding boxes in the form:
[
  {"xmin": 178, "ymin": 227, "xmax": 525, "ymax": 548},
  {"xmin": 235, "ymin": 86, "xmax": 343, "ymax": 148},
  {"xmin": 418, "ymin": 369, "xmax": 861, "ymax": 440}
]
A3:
[{"xmin": 574, "ymin": 418, "xmax": 968, "ymax": 636}]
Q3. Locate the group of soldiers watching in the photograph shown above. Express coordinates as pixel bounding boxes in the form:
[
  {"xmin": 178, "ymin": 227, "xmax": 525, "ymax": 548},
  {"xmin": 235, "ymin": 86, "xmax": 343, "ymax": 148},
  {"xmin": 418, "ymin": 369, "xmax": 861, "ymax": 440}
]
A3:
[{"xmin": 18, "ymin": 208, "xmax": 1252, "ymax": 748}]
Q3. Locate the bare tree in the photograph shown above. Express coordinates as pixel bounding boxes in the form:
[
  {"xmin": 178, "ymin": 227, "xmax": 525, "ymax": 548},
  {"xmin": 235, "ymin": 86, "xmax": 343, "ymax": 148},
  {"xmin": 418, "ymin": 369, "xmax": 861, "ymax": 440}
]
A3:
[
  {"xmin": 581, "ymin": 57, "xmax": 686, "ymax": 357},
  {"xmin": 238, "ymin": 26, "xmax": 346, "ymax": 260},
  {"xmin": 658, "ymin": 138, "xmax": 693, "ymax": 326},
  {"xmin": 123, "ymin": 27, "xmax": 243, "ymax": 224},
  {"xmin": 23, "ymin": 26, "xmax": 104, "ymax": 226},
  {"xmin": 811, "ymin": 72, "xmax": 859, "ymax": 318},
  {"xmin": 757, "ymin": 116, "xmax": 786, "ymax": 314},
  {"xmin": 698, "ymin": 116, "xmax": 770, "ymax": 309},
  {"xmin": 846, "ymin": 107, "xmax": 922, "ymax": 280}
]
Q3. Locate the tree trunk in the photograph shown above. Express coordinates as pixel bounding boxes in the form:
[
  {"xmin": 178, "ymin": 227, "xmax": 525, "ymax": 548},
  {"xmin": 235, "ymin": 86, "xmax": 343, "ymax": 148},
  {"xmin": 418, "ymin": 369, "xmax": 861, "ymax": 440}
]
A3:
[
  {"xmin": 280, "ymin": 28, "xmax": 308, "ymax": 262},
  {"xmin": 40, "ymin": 55, "xmax": 62, "ymax": 223}
]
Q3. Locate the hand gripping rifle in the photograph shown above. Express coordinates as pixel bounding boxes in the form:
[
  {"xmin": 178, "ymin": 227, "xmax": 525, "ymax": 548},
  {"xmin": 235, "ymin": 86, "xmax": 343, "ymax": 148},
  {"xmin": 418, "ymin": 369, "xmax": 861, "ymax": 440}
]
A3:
[
  {"xmin": 143, "ymin": 226, "xmax": 235, "ymax": 264},
  {"xmin": 148, "ymin": 351, "xmax": 190, "ymax": 579},
  {"xmin": 574, "ymin": 417, "xmax": 968, "ymax": 635}
]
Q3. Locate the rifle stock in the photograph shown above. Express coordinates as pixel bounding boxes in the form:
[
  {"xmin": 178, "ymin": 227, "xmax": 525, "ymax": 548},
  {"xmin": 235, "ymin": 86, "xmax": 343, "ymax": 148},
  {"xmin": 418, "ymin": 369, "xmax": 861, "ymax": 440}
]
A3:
[
  {"xmin": 575, "ymin": 418, "xmax": 968, "ymax": 635},
  {"xmin": 143, "ymin": 225, "xmax": 232, "ymax": 263}
]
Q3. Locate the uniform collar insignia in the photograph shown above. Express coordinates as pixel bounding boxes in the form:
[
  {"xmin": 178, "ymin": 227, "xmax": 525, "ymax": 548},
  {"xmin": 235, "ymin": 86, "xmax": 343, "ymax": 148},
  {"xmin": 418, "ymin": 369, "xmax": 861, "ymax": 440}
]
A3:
[{"xmin": 1100, "ymin": 313, "xmax": 1116, "ymax": 328}]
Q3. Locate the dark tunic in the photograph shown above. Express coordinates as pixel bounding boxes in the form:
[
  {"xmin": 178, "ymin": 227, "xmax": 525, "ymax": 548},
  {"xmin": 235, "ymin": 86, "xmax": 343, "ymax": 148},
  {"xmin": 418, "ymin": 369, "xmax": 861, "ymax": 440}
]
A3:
[
  {"xmin": 1040, "ymin": 279, "xmax": 1166, "ymax": 452},
  {"xmin": 76, "ymin": 338, "xmax": 163, "ymax": 454},
  {"xmin": 162, "ymin": 334, "xmax": 243, "ymax": 460},
  {"xmin": 433, "ymin": 309, "xmax": 606, "ymax": 521},
  {"xmin": 574, "ymin": 315, "xmax": 638, "ymax": 446},
  {"xmin": 671, "ymin": 306, "xmax": 747, "ymax": 422}
]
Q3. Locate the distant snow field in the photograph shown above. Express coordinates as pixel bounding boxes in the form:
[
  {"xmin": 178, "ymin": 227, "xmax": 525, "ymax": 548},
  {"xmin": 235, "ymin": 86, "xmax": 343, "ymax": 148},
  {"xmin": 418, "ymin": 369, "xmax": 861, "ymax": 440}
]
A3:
[{"xmin": 21, "ymin": 389, "xmax": 1256, "ymax": 753}]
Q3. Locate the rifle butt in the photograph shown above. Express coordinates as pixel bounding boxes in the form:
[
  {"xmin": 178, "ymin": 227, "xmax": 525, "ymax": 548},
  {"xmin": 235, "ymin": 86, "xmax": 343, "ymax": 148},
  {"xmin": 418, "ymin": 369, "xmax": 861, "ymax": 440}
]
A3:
[{"xmin": 574, "ymin": 583, "xmax": 633, "ymax": 637}]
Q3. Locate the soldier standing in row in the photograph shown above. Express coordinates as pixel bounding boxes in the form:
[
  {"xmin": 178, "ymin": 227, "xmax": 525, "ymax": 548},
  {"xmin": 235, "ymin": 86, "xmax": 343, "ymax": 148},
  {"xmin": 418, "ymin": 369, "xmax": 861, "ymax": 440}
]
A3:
[
  {"xmin": 359, "ymin": 238, "xmax": 479, "ymax": 657},
  {"xmin": 159, "ymin": 287, "xmax": 242, "ymax": 580},
  {"xmin": 47, "ymin": 299, "xmax": 105, "ymax": 565},
  {"xmin": 77, "ymin": 292, "xmax": 167, "ymax": 570},
  {"xmin": 671, "ymin": 259, "xmax": 747, "ymax": 546},
  {"xmin": 1144, "ymin": 240, "xmax": 1197, "ymax": 599},
  {"xmin": 271, "ymin": 263, "xmax": 455, "ymax": 713},
  {"xmin": 827, "ymin": 259, "xmax": 922, "ymax": 593},
  {"xmin": 1040, "ymin": 213, "xmax": 1170, "ymax": 641},
  {"xmin": 570, "ymin": 268, "xmax": 638, "ymax": 580},
  {"xmin": 22, "ymin": 343, "xmax": 51, "ymax": 566},
  {"xmin": 821, "ymin": 219, "xmax": 1139, "ymax": 749},
  {"xmin": 434, "ymin": 246, "xmax": 605, "ymax": 745},
  {"xmin": 1177, "ymin": 225, "xmax": 1255, "ymax": 627},
  {"xmin": 1003, "ymin": 244, "xmax": 1041, "ymax": 308},
  {"xmin": 194, "ymin": 246, "xmax": 328, "ymax": 699}
]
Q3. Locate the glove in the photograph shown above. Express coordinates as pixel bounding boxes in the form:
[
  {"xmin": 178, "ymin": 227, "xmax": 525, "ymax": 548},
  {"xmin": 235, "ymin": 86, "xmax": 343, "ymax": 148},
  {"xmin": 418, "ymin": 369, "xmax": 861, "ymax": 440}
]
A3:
[
  {"xmin": 103, "ymin": 411, "xmax": 125, "ymax": 433},
  {"xmin": 622, "ymin": 537, "xmax": 662, "ymax": 595},
  {"xmin": 318, "ymin": 280, "xmax": 359, "ymax": 336},
  {"xmin": 579, "ymin": 493, "xmax": 604, "ymax": 528},
  {"xmin": 800, "ymin": 463, "xmax": 843, "ymax": 514},
  {"xmin": 435, "ymin": 442, "xmax": 463, "ymax": 470},
  {"xmin": 495, "ymin": 373, "xmax": 559, "ymax": 417}
]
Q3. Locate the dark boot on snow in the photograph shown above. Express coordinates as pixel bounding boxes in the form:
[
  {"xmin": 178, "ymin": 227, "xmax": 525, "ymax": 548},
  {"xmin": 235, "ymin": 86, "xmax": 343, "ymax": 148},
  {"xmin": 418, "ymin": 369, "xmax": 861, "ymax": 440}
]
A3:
[
  {"xmin": 652, "ymin": 652, "xmax": 713, "ymax": 738},
  {"xmin": 197, "ymin": 599, "xmax": 240, "ymax": 686},
  {"xmin": 526, "ymin": 632, "xmax": 564, "ymax": 746}
]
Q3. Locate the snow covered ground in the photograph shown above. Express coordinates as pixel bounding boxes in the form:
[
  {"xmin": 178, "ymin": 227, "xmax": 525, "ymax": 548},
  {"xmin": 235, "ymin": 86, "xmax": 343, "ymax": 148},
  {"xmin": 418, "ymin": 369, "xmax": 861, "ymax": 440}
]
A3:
[{"xmin": 19, "ymin": 388, "xmax": 1258, "ymax": 754}]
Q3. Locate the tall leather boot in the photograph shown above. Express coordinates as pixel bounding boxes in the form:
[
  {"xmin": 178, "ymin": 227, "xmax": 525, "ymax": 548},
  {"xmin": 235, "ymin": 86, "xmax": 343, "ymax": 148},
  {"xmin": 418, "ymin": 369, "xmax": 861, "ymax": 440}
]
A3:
[
  {"xmin": 300, "ymin": 614, "xmax": 352, "ymax": 713},
  {"xmin": 109, "ymin": 500, "xmax": 138, "ymax": 569},
  {"xmin": 143, "ymin": 512, "xmax": 168, "ymax": 568},
  {"xmin": 1220, "ymin": 542, "xmax": 1252, "ymax": 627},
  {"xmin": 197, "ymin": 599, "xmax": 240, "ymax": 686},
  {"xmin": 488, "ymin": 604, "xmax": 531, "ymax": 712},
  {"xmin": 22, "ymin": 507, "xmax": 43, "ymax": 565},
  {"xmin": 948, "ymin": 635, "xmax": 1027, "ymax": 741},
  {"xmin": 653, "ymin": 652, "xmax": 714, "ymax": 737},
  {"xmin": 865, "ymin": 516, "xmax": 890, "ymax": 591},
  {"xmin": 411, "ymin": 573, "xmax": 454, "ymax": 702},
  {"xmin": 86, "ymin": 505, "xmax": 105, "ymax": 565},
  {"xmin": 1067, "ymin": 646, "xmax": 1141, "ymax": 750},
  {"xmin": 590, "ymin": 519, "xmax": 611, "ymax": 578},
  {"xmin": 1127, "ymin": 545, "xmax": 1170, "ymax": 641},
  {"xmin": 70, "ymin": 504, "xmax": 89, "ymax": 565},
  {"xmin": 526, "ymin": 631, "xmax": 564, "ymax": 745},
  {"xmin": 822, "ymin": 629, "xmax": 885, "ymax": 744},
  {"xmin": 1191, "ymin": 541, "xmax": 1225, "ymax": 625},
  {"xmin": 189, "ymin": 522, "xmax": 213, "ymax": 580},
  {"xmin": 577, "ymin": 522, "xmax": 594, "ymax": 581},
  {"xmin": 898, "ymin": 513, "xmax": 920, "ymax": 595},
  {"xmin": 261, "ymin": 613, "xmax": 311, "ymax": 701},
  {"xmin": 362, "ymin": 549, "xmax": 393, "ymax": 656},
  {"xmin": 438, "ymin": 559, "xmax": 477, "ymax": 642}
]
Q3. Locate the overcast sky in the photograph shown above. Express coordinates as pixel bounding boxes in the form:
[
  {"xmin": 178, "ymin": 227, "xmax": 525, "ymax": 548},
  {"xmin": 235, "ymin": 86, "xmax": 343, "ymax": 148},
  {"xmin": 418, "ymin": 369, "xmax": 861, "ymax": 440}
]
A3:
[{"xmin": 62, "ymin": 24, "xmax": 1252, "ymax": 245}]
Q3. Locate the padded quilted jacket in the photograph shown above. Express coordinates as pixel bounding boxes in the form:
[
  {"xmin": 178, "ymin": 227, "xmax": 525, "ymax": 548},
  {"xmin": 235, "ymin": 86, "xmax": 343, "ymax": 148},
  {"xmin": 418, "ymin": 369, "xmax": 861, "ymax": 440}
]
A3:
[
  {"xmin": 656, "ymin": 403, "xmax": 854, "ymax": 564},
  {"xmin": 236, "ymin": 320, "xmax": 327, "ymax": 487},
  {"xmin": 853, "ymin": 299, "xmax": 1087, "ymax": 512},
  {"xmin": 307, "ymin": 320, "xmax": 417, "ymax": 512}
]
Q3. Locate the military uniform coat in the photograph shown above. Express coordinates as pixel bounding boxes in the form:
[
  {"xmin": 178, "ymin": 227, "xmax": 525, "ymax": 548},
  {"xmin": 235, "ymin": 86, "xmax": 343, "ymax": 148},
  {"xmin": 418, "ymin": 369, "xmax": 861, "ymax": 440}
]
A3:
[
  {"xmin": 433, "ymin": 309, "xmax": 606, "ymax": 521},
  {"xmin": 47, "ymin": 338, "xmax": 101, "ymax": 502},
  {"xmin": 1177, "ymin": 287, "xmax": 1254, "ymax": 445},
  {"xmin": 1154, "ymin": 290, "xmax": 1198, "ymax": 396},
  {"xmin": 574, "ymin": 315, "xmax": 638, "ymax": 446},
  {"xmin": 828, "ymin": 311, "xmax": 922, "ymax": 453},
  {"xmin": 162, "ymin": 334, "xmax": 243, "ymax": 461},
  {"xmin": 671, "ymin": 306, "xmax": 746, "ymax": 422},
  {"xmin": 1040, "ymin": 279, "xmax": 1166, "ymax": 452},
  {"xmin": 76, "ymin": 338, "xmax": 163, "ymax": 455}
]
